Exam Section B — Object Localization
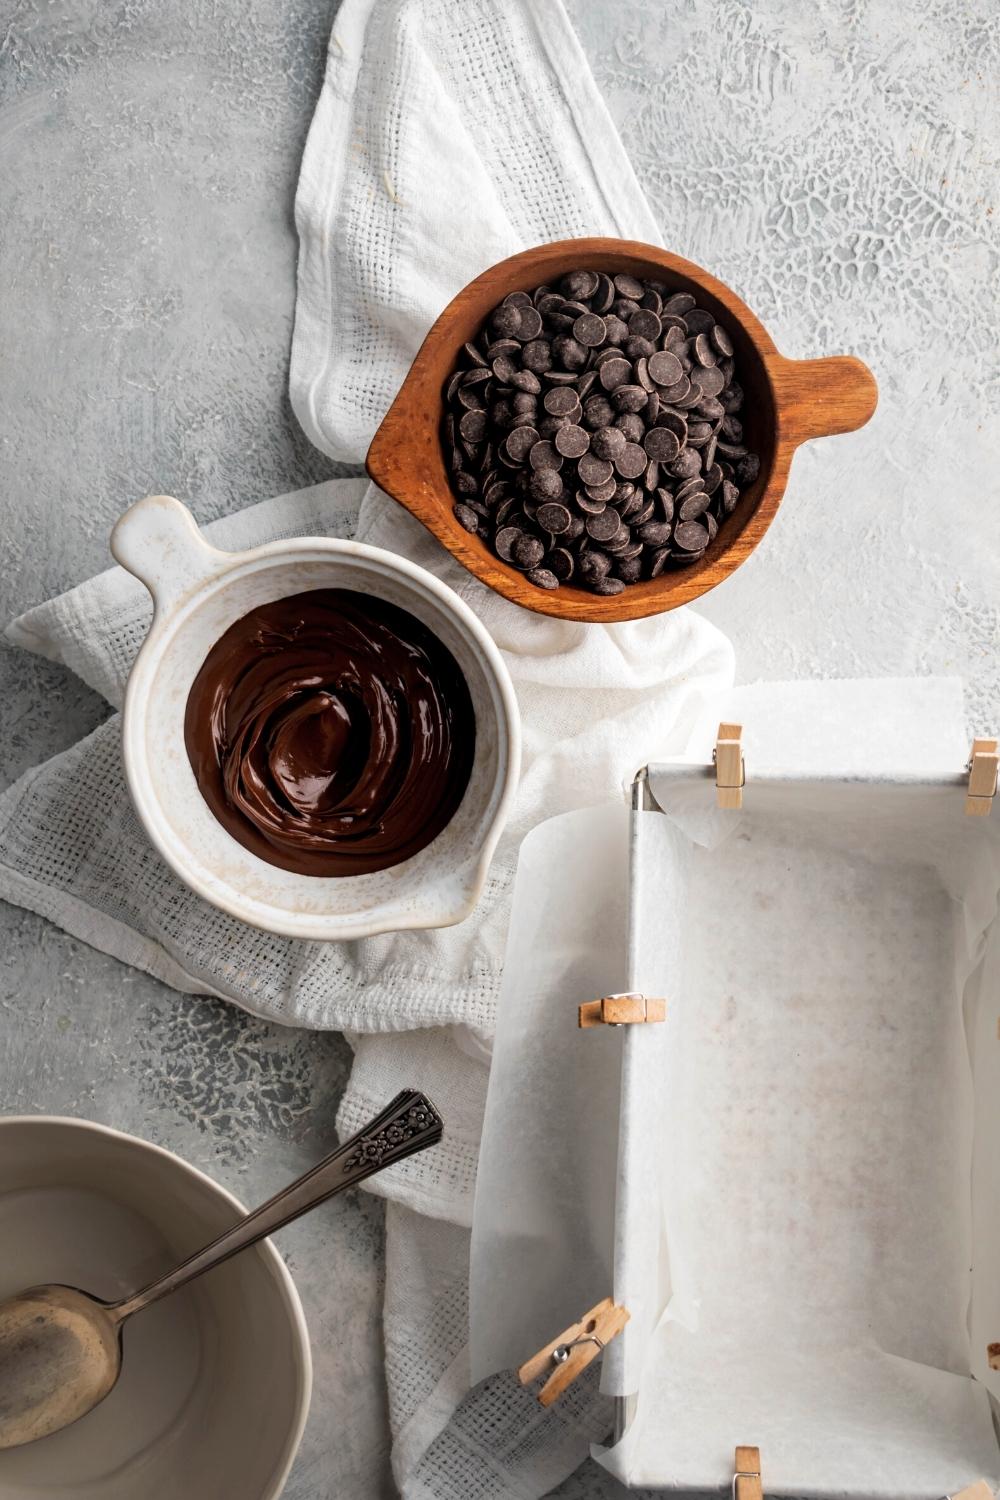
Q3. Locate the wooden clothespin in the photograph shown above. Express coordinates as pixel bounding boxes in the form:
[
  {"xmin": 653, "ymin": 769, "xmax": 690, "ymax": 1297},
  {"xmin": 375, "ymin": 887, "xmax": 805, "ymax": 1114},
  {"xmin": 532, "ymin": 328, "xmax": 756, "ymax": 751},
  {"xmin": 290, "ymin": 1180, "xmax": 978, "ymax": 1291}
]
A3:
[
  {"xmin": 715, "ymin": 723, "xmax": 745, "ymax": 810},
  {"xmin": 578, "ymin": 992, "xmax": 667, "ymax": 1028},
  {"xmin": 950, "ymin": 1483, "xmax": 995, "ymax": 1500},
  {"xmin": 517, "ymin": 1296, "xmax": 629, "ymax": 1407},
  {"xmin": 733, "ymin": 1446, "xmax": 763, "ymax": 1500},
  {"xmin": 966, "ymin": 739, "xmax": 998, "ymax": 817}
]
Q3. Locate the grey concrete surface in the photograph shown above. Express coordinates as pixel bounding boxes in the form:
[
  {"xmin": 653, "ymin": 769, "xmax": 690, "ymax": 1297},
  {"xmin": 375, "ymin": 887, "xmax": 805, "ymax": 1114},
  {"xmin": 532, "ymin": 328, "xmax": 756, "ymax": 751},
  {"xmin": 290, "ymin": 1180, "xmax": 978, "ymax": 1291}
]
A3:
[{"xmin": 2, "ymin": 1, "xmax": 997, "ymax": 1498}]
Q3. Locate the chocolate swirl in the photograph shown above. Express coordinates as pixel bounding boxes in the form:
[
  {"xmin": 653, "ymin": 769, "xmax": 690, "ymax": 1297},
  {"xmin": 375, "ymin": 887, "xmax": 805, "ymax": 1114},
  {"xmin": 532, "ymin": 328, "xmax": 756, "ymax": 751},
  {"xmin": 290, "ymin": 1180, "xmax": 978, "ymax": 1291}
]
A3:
[{"xmin": 184, "ymin": 589, "xmax": 475, "ymax": 876}]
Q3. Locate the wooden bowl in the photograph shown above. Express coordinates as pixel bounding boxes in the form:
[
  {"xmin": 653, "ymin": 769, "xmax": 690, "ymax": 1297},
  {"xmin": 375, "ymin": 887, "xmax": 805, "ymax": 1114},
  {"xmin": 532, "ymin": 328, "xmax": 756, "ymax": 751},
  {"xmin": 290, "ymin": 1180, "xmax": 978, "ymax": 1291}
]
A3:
[{"xmin": 365, "ymin": 238, "xmax": 878, "ymax": 623}]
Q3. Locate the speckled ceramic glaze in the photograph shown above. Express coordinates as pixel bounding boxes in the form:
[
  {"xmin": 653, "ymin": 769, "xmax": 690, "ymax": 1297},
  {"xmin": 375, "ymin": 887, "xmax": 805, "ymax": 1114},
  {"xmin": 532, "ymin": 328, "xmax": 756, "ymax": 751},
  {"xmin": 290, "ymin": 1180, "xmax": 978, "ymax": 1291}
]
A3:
[
  {"xmin": 111, "ymin": 495, "xmax": 520, "ymax": 941},
  {"xmin": 0, "ymin": 1116, "xmax": 310, "ymax": 1500}
]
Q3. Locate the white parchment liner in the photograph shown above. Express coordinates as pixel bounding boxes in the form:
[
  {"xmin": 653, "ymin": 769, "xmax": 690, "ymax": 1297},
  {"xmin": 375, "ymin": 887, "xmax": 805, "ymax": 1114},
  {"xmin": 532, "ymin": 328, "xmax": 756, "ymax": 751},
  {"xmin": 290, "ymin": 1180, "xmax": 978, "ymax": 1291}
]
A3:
[{"xmin": 472, "ymin": 680, "xmax": 1000, "ymax": 1498}]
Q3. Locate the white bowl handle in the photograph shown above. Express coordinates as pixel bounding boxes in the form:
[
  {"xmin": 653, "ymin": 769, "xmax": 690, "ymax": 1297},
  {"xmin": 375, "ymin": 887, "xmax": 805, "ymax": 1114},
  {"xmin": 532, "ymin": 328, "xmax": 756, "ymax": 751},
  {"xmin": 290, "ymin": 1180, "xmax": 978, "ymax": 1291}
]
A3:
[{"xmin": 111, "ymin": 495, "xmax": 229, "ymax": 611}]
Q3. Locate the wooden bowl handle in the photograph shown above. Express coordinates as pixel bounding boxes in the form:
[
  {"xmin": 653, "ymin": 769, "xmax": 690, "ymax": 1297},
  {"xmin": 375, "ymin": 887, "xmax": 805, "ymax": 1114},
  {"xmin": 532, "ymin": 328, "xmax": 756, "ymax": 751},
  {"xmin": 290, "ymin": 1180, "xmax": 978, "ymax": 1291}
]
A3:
[{"xmin": 772, "ymin": 354, "xmax": 878, "ymax": 448}]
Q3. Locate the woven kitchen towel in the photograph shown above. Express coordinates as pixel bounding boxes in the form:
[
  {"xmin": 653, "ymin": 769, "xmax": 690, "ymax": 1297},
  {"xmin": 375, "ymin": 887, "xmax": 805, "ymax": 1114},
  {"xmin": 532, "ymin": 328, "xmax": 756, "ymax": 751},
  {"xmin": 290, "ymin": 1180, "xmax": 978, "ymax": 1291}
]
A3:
[
  {"xmin": 0, "ymin": 2, "xmax": 734, "ymax": 1493},
  {"xmin": 289, "ymin": 0, "xmax": 663, "ymax": 462}
]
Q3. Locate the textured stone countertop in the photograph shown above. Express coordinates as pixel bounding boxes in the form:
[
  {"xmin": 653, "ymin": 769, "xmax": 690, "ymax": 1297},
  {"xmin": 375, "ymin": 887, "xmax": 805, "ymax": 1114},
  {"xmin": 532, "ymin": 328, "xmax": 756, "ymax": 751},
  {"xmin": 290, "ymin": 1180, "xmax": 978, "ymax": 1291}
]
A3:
[{"xmin": 1, "ymin": 2, "xmax": 997, "ymax": 1497}]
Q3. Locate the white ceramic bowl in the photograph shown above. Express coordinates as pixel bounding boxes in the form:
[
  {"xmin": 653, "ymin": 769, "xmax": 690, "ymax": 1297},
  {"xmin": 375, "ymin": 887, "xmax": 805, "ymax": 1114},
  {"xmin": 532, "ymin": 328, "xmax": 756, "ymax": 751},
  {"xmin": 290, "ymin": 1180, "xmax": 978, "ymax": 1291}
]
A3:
[
  {"xmin": 0, "ymin": 1116, "xmax": 310, "ymax": 1500},
  {"xmin": 111, "ymin": 495, "xmax": 520, "ymax": 940}
]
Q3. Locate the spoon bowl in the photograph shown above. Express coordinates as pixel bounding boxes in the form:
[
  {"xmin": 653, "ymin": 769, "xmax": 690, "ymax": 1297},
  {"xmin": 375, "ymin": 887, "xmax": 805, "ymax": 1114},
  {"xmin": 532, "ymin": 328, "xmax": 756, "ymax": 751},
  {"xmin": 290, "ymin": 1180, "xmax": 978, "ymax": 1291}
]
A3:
[
  {"xmin": 0, "ymin": 1286, "xmax": 120, "ymax": 1449},
  {"xmin": 0, "ymin": 1090, "xmax": 442, "ymax": 1452}
]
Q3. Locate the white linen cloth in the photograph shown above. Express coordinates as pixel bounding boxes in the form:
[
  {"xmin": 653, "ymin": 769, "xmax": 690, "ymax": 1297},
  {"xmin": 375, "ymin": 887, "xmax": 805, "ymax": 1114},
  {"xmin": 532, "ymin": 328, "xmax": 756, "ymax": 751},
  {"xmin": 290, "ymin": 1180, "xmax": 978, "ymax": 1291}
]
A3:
[{"xmin": 0, "ymin": 1, "xmax": 734, "ymax": 1492}]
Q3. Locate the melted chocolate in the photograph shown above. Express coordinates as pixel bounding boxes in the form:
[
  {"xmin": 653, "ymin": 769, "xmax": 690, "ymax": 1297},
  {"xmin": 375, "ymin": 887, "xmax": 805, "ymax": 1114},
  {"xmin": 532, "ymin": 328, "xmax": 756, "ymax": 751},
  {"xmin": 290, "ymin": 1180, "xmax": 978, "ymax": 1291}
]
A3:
[{"xmin": 184, "ymin": 589, "xmax": 475, "ymax": 876}]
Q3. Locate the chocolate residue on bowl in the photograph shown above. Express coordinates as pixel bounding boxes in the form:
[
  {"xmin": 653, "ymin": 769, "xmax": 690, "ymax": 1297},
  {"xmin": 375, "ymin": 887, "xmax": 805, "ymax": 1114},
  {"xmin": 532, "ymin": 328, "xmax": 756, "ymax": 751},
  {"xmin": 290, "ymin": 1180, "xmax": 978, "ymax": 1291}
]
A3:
[{"xmin": 184, "ymin": 589, "xmax": 475, "ymax": 876}]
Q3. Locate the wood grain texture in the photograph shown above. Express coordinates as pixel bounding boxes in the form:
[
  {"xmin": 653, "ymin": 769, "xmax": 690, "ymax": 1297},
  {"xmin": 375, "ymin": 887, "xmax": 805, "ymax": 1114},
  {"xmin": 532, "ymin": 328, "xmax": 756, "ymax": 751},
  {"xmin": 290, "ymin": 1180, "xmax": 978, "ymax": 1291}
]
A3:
[
  {"xmin": 734, "ymin": 1445, "xmax": 763, "ymax": 1500},
  {"xmin": 951, "ymin": 1483, "xmax": 995, "ymax": 1500},
  {"xmin": 517, "ymin": 1297, "xmax": 630, "ymax": 1408},
  {"xmin": 966, "ymin": 738, "xmax": 998, "ymax": 817},
  {"xmin": 366, "ymin": 238, "xmax": 878, "ymax": 622},
  {"xmin": 716, "ymin": 721, "xmax": 745, "ymax": 809},
  {"xmin": 578, "ymin": 994, "xmax": 667, "ymax": 1027}
]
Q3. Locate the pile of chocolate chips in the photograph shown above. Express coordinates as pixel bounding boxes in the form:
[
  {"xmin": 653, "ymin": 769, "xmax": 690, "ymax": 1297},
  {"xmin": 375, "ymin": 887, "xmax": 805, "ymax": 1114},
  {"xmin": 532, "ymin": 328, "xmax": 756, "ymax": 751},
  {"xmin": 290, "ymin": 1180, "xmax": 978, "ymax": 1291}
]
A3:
[{"xmin": 443, "ymin": 270, "xmax": 761, "ymax": 594}]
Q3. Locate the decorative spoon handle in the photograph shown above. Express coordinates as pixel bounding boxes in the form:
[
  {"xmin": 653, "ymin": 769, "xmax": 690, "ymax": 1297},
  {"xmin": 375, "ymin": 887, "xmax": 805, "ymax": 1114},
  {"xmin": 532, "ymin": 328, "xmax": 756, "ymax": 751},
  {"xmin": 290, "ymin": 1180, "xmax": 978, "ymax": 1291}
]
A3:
[{"xmin": 110, "ymin": 1089, "xmax": 442, "ymax": 1323}]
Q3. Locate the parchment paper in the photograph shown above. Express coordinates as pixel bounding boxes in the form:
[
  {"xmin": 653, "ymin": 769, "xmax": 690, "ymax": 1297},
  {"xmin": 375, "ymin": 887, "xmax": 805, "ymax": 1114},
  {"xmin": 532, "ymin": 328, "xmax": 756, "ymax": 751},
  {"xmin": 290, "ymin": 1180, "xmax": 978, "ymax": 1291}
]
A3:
[
  {"xmin": 471, "ymin": 678, "xmax": 1000, "ymax": 1497},
  {"xmin": 469, "ymin": 800, "xmax": 630, "ymax": 1379},
  {"xmin": 603, "ymin": 689, "xmax": 1000, "ymax": 1496}
]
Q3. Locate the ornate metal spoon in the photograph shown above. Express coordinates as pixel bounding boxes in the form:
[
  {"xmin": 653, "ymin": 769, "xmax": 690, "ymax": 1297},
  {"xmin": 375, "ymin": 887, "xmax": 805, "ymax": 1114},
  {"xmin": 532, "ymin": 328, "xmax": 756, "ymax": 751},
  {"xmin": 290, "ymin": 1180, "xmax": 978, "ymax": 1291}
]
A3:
[{"xmin": 0, "ymin": 1089, "xmax": 442, "ymax": 1450}]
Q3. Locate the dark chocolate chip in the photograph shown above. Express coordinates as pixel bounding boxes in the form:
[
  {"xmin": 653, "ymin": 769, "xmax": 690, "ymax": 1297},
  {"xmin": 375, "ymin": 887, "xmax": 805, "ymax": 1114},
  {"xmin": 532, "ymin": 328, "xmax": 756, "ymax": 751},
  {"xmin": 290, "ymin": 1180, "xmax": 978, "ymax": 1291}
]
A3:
[
  {"xmin": 505, "ymin": 426, "xmax": 539, "ymax": 462},
  {"xmin": 561, "ymin": 269, "xmax": 599, "ymax": 301},
  {"xmin": 647, "ymin": 350, "xmax": 684, "ymax": 387},
  {"xmin": 492, "ymin": 354, "xmax": 519, "ymax": 384},
  {"xmin": 529, "ymin": 440, "xmax": 563, "ymax": 471},
  {"xmin": 611, "ymin": 384, "xmax": 649, "ymax": 414},
  {"xmin": 517, "ymin": 307, "xmax": 544, "ymax": 341},
  {"xmin": 548, "ymin": 547, "xmax": 575, "ymax": 581},
  {"xmin": 495, "ymin": 526, "xmax": 523, "ymax": 561},
  {"xmin": 684, "ymin": 308, "xmax": 716, "ymax": 335},
  {"xmin": 555, "ymin": 423, "xmax": 590, "ymax": 458},
  {"xmin": 530, "ymin": 475, "xmax": 564, "ymax": 509},
  {"xmin": 669, "ymin": 447, "xmax": 702, "ymax": 479},
  {"xmin": 602, "ymin": 313, "xmax": 629, "ymax": 345},
  {"xmin": 537, "ymin": 502, "xmax": 572, "ymax": 534},
  {"xmin": 615, "ymin": 556, "xmax": 643, "ymax": 583},
  {"xmin": 553, "ymin": 335, "xmax": 588, "ymax": 370},
  {"xmin": 453, "ymin": 504, "xmax": 480, "ymax": 533},
  {"xmin": 586, "ymin": 509, "xmax": 622, "ymax": 542},
  {"xmin": 679, "ymin": 490, "xmax": 711, "ymax": 520},
  {"xmin": 543, "ymin": 386, "xmax": 579, "ymax": 417},
  {"xmin": 710, "ymin": 323, "xmax": 734, "ymax": 358},
  {"xmin": 613, "ymin": 272, "xmax": 645, "ymax": 300},
  {"xmin": 512, "ymin": 534, "xmax": 546, "ymax": 569},
  {"xmin": 573, "ymin": 312, "xmax": 607, "ymax": 347},
  {"xmin": 675, "ymin": 477, "xmax": 705, "ymax": 504},
  {"xmin": 674, "ymin": 521, "xmax": 709, "ymax": 552},
  {"xmin": 591, "ymin": 425, "xmax": 626, "ymax": 460},
  {"xmin": 703, "ymin": 462, "xmax": 723, "ymax": 494},
  {"xmin": 628, "ymin": 308, "xmax": 662, "ymax": 341},
  {"xmin": 582, "ymin": 394, "xmax": 615, "ymax": 429},
  {"xmin": 694, "ymin": 365, "xmax": 725, "ymax": 398},
  {"xmin": 577, "ymin": 451, "xmax": 615, "ymax": 485},
  {"xmin": 615, "ymin": 412, "xmax": 646, "ymax": 443},
  {"xmin": 510, "ymin": 368, "xmax": 541, "ymax": 394},
  {"xmin": 643, "ymin": 427, "xmax": 680, "ymax": 462},
  {"xmin": 598, "ymin": 357, "xmax": 632, "ymax": 391},
  {"xmin": 491, "ymin": 304, "xmax": 523, "ymax": 337},
  {"xmin": 521, "ymin": 340, "xmax": 553, "ymax": 374},
  {"xmin": 578, "ymin": 550, "xmax": 612, "ymax": 581},
  {"xmin": 615, "ymin": 442, "xmax": 648, "ymax": 479},
  {"xmin": 591, "ymin": 273, "xmax": 615, "ymax": 314},
  {"xmin": 459, "ymin": 409, "xmax": 488, "ymax": 443},
  {"xmin": 527, "ymin": 566, "xmax": 559, "ymax": 590}
]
